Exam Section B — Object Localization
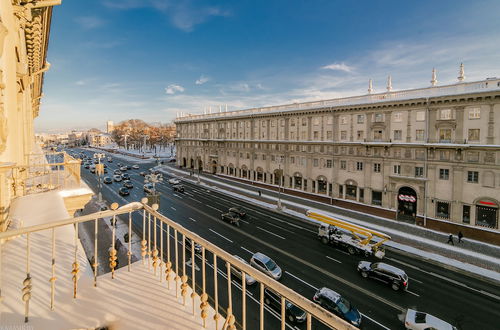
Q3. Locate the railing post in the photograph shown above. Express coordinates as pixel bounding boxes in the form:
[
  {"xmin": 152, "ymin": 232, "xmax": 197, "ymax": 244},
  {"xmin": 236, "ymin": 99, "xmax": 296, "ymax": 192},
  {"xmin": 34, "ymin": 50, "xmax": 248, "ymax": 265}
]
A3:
[
  {"xmin": 242, "ymin": 273, "xmax": 246, "ymax": 330},
  {"xmin": 306, "ymin": 313, "xmax": 312, "ymax": 330},
  {"xmin": 22, "ymin": 233, "xmax": 32, "ymax": 323},
  {"xmin": 152, "ymin": 215, "xmax": 159, "ymax": 275},
  {"xmin": 160, "ymin": 221, "xmax": 163, "ymax": 281},
  {"xmin": 259, "ymin": 283, "xmax": 264, "ymax": 330},
  {"xmin": 191, "ymin": 239, "xmax": 196, "ymax": 315},
  {"xmin": 109, "ymin": 205, "xmax": 118, "ymax": 279},
  {"xmin": 148, "ymin": 211, "xmax": 151, "ymax": 270},
  {"xmin": 281, "ymin": 296, "xmax": 286, "ymax": 330},
  {"xmin": 50, "ymin": 228, "xmax": 56, "ymax": 310},
  {"xmin": 128, "ymin": 212, "xmax": 132, "ymax": 272},
  {"xmin": 141, "ymin": 209, "xmax": 147, "ymax": 264},
  {"xmin": 93, "ymin": 218, "xmax": 98, "ymax": 286},
  {"xmin": 200, "ymin": 247, "xmax": 208, "ymax": 328},
  {"xmin": 174, "ymin": 230, "xmax": 179, "ymax": 298},
  {"xmin": 165, "ymin": 225, "xmax": 173, "ymax": 288},
  {"xmin": 181, "ymin": 234, "xmax": 188, "ymax": 305},
  {"xmin": 225, "ymin": 262, "xmax": 236, "ymax": 329},
  {"xmin": 72, "ymin": 226, "xmax": 80, "ymax": 298},
  {"xmin": 213, "ymin": 254, "xmax": 220, "ymax": 328}
]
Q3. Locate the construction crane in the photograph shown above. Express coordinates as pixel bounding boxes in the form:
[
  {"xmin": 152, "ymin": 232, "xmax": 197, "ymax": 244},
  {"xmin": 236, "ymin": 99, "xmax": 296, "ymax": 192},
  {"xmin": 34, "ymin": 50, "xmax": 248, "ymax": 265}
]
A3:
[{"xmin": 307, "ymin": 210, "xmax": 391, "ymax": 259}]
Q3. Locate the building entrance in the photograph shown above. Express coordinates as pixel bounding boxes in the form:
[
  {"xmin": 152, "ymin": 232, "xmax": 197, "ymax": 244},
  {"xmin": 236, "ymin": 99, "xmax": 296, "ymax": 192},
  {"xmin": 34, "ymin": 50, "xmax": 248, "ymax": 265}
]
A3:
[
  {"xmin": 397, "ymin": 186, "xmax": 417, "ymax": 222},
  {"xmin": 476, "ymin": 200, "xmax": 498, "ymax": 229}
]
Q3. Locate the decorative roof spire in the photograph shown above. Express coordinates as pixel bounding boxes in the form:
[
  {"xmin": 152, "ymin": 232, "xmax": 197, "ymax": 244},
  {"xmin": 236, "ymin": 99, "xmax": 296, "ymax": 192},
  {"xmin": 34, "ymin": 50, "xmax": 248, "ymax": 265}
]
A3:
[
  {"xmin": 431, "ymin": 68, "xmax": 437, "ymax": 86},
  {"xmin": 458, "ymin": 63, "xmax": 465, "ymax": 82},
  {"xmin": 386, "ymin": 75, "xmax": 392, "ymax": 92},
  {"xmin": 368, "ymin": 79, "xmax": 373, "ymax": 94}
]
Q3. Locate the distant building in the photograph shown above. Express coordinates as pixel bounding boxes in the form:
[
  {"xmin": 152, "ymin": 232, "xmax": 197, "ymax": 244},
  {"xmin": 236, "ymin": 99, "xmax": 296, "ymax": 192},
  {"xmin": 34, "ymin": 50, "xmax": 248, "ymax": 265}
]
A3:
[{"xmin": 107, "ymin": 121, "xmax": 114, "ymax": 134}]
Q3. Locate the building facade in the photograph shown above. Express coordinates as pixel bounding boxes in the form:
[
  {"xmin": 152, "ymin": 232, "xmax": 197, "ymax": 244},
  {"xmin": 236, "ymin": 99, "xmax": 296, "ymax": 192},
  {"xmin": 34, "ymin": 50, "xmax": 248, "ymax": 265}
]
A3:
[{"xmin": 175, "ymin": 76, "xmax": 500, "ymax": 231}]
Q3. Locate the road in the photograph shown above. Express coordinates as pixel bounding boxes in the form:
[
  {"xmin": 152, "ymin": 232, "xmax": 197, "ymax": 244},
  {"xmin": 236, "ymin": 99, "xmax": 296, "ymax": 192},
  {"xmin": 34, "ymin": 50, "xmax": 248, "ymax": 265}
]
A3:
[{"xmin": 73, "ymin": 148, "xmax": 500, "ymax": 330}]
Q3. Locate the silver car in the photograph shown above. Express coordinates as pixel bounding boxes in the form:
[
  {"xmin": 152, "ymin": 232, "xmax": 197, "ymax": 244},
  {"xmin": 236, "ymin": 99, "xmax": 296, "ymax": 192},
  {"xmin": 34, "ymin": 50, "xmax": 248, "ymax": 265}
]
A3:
[
  {"xmin": 250, "ymin": 252, "xmax": 282, "ymax": 280},
  {"xmin": 230, "ymin": 255, "xmax": 256, "ymax": 285}
]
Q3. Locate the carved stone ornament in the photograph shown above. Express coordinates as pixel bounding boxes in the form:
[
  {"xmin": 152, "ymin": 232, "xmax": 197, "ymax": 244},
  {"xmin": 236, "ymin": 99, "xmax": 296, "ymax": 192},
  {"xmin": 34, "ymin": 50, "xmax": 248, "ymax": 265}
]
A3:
[
  {"xmin": 0, "ymin": 70, "xmax": 7, "ymax": 153},
  {"xmin": 0, "ymin": 19, "xmax": 8, "ymax": 58}
]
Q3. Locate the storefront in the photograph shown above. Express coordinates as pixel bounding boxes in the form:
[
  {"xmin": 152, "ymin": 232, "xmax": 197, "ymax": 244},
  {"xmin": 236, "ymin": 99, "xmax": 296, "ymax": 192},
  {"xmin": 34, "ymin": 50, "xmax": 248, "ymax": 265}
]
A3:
[
  {"xmin": 476, "ymin": 199, "xmax": 498, "ymax": 229},
  {"xmin": 397, "ymin": 186, "xmax": 417, "ymax": 221}
]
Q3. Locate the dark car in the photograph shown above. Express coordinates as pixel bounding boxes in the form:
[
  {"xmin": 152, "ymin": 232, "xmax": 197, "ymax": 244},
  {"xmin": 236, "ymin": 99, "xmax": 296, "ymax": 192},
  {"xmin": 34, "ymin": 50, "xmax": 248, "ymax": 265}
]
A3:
[
  {"xmin": 121, "ymin": 173, "xmax": 130, "ymax": 180},
  {"xmin": 357, "ymin": 261, "xmax": 408, "ymax": 291},
  {"xmin": 169, "ymin": 158, "xmax": 176, "ymax": 162},
  {"xmin": 103, "ymin": 177, "xmax": 113, "ymax": 184},
  {"xmin": 119, "ymin": 187, "xmax": 130, "ymax": 196},
  {"xmin": 90, "ymin": 167, "xmax": 96, "ymax": 173},
  {"xmin": 126, "ymin": 165, "xmax": 132, "ymax": 170},
  {"xmin": 173, "ymin": 184, "xmax": 185, "ymax": 193},
  {"xmin": 123, "ymin": 181, "xmax": 133, "ymax": 189},
  {"xmin": 221, "ymin": 212, "xmax": 241, "ymax": 227},
  {"xmin": 313, "ymin": 287, "xmax": 361, "ymax": 327},
  {"xmin": 84, "ymin": 164, "xmax": 90, "ymax": 169},
  {"xmin": 114, "ymin": 169, "xmax": 122, "ymax": 175},
  {"xmin": 264, "ymin": 288, "xmax": 306, "ymax": 323},
  {"xmin": 117, "ymin": 163, "xmax": 122, "ymax": 167},
  {"xmin": 229, "ymin": 206, "xmax": 246, "ymax": 218},
  {"xmin": 185, "ymin": 240, "xmax": 202, "ymax": 256}
]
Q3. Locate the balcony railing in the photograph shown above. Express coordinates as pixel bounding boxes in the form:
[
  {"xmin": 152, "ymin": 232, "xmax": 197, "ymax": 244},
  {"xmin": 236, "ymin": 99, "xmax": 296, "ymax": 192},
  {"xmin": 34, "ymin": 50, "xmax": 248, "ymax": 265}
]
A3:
[{"xmin": 0, "ymin": 199, "xmax": 355, "ymax": 329}]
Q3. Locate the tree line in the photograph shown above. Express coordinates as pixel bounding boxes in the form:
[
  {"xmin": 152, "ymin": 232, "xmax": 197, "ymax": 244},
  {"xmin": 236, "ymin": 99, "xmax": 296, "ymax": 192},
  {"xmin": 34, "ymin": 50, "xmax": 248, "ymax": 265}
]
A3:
[{"xmin": 111, "ymin": 119, "xmax": 176, "ymax": 151}]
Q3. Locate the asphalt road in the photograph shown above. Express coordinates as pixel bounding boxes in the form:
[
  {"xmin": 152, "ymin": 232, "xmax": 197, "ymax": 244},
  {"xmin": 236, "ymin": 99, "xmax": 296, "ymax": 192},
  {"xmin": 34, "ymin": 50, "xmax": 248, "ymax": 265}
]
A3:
[{"xmin": 73, "ymin": 148, "xmax": 500, "ymax": 330}]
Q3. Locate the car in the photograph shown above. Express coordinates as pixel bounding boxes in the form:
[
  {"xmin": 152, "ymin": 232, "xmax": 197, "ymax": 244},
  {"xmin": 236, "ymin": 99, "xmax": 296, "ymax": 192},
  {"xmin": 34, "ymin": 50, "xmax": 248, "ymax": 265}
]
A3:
[
  {"xmin": 103, "ymin": 177, "xmax": 113, "ymax": 184},
  {"xmin": 132, "ymin": 164, "xmax": 140, "ymax": 169},
  {"xmin": 107, "ymin": 157, "xmax": 112, "ymax": 162},
  {"xmin": 84, "ymin": 164, "xmax": 90, "ymax": 169},
  {"xmin": 185, "ymin": 240, "xmax": 202, "ymax": 256},
  {"xmin": 143, "ymin": 183, "xmax": 154, "ymax": 193},
  {"xmin": 126, "ymin": 165, "xmax": 132, "ymax": 170},
  {"xmin": 102, "ymin": 164, "xmax": 107, "ymax": 168},
  {"xmin": 250, "ymin": 252, "xmax": 282, "ymax": 280},
  {"xmin": 90, "ymin": 167, "xmax": 96, "ymax": 173},
  {"xmin": 119, "ymin": 187, "xmax": 130, "ymax": 196},
  {"xmin": 313, "ymin": 287, "xmax": 361, "ymax": 327},
  {"xmin": 229, "ymin": 206, "xmax": 246, "ymax": 218},
  {"xmin": 404, "ymin": 309, "xmax": 457, "ymax": 330},
  {"xmin": 357, "ymin": 261, "xmax": 408, "ymax": 291},
  {"xmin": 139, "ymin": 171, "xmax": 146, "ymax": 176},
  {"xmin": 121, "ymin": 173, "xmax": 130, "ymax": 180},
  {"xmin": 264, "ymin": 288, "xmax": 306, "ymax": 323},
  {"xmin": 114, "ymin": 169, "xmax": 122, "ymax": 175},
  {"xmin": 173, "ymin": 184, "xmax": 184, "ymax": 193},
  {"xmin": 123, "ymin": 181, "xmax": 133, "ymax": 189},
  {"xmin": 168, "ymin": 178, "xmax": 180, "ymax": 184},
  {"xmin": 103, "ymin": 168, "xmax": 108, "ymax": 174},
  {"xmin": 230, "ymin": 255, "xmax": 256, "ymax": 285},
  {"xmin": 113, "ymin": 175, "xmax": 123, "ymax": 182},
  {"xmin": 120, "ymin": 166, "xmax": 128, "ymax": 171},
  {"xmin": 221, "ymin": 211, "xmax": 241, "ymax": 227},
  {"xmin": 169, "ymin": 158, "xmax": 176, "ymax": 162},
  {"xmin": 100, "ymin": 205, "xmax": 108, "ymax": 211},
  {"xmin": 117, "ymin": 163, "xmax": 122, "ymax": 167}
]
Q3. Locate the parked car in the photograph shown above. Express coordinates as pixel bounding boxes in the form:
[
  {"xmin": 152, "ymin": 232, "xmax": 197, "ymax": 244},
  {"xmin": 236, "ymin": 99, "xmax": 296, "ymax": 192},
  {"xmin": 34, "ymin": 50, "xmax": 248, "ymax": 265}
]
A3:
[
  {"xmin": 119, "ymin": 187, "xmax": 130, "ymax": 196},
  {"xmin": 312, "ymin": 287, "xmax": 361, "ymax": 327},
  {"xmin": 404, "ymin": 309, "xmax": 457, "ymax": 330},
  {"xmin": 113, "ymin": 175, "xmax": 123, "ymax": 182},
  {"xmin": 357, "ymin": 261, "xmax": 409, "ymax": 291},
  {"xmin": 121, "ymin": 173, "xmax": 130, "ymax": 180},
  {"xmin": 120, "ymin": 166, "xmax": 128, "ymax": 171},
  {"xmin": 250, "ymin": 252, "xmax": 282, "ymax": 280},
  {"xmin": 114, "ymin": 169, "xmax": 122, "ymax": 175},
  {"xmin": 168, "ymin": 177, "xmax": 180, "ymax": 184},
  {"xmin": 103, "ymin": 177, "xmax": 113, "ymax": 184},
  {"xmin": 123, "ymin": 181, "xmax": 133, "ymax": 189},
  {"xmin": 143, "ymin": 183, "xmax": 154, "ymax": 193},
  {"xmin": 139, "ymin": 171, "xmax": 146, "ymax": 176},
  {"xmin": 126, "ymin": 165, "xmax": 132, "ymax": 170},
  {"xmin": 100, "ymin": 205, "xmax": 108, "ymax": 211},
  {"xmin": 230, "ymin": 255, "xmax": 256, "ymax": 285},
  {"xmin": 107, "ymin": 157, "xmax": 112, "ymax": 162},
  {"xmin": 132, "ymin": 164, "xmax": 140, "ymax": 169},
  {"xmin": 229, "ymin": 206, "xmax": 246, "ymax": 218},
  {"xmin": 173, "ymin": 184, "xmax": 185, "ymax": 193},
  {"xmin": 264, "ymin": 288, "xmax": 306, "ymax": 323},
  {"xmin": 221, "ymin": 211, "xmax": 241, "ymax": 227}
]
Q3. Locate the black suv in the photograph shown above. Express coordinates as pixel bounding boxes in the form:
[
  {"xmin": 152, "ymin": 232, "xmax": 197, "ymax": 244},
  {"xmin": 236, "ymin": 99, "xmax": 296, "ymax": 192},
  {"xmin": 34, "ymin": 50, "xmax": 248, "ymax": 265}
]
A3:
[
  {"xmin": 103, "ymin": 177, "xmax": 112, "ymax": 184},
  {"xmin": 264, "ymin": 288, "xmax": 306, "ymax": 323},
  {"xmin": 173, "ymin": 184, "xmax": 185, "ymax": 193},
  {"xmin": 228, "ymin": 206, "xmax": 246, "ymax": 218},
  {"xmin": 118, "ymin": 187, "xmax": 130, "ymax": 196},
  {"xmin": 357, "ymin": 261, "xmax": 408, "ymax": 291},
  {"xmin": 313, "ymin": 287, "xmax": 361, "ymax": 327},
  {"xmin": 221, "ymin": 211, "xmax": 241, "ymax": 227}
]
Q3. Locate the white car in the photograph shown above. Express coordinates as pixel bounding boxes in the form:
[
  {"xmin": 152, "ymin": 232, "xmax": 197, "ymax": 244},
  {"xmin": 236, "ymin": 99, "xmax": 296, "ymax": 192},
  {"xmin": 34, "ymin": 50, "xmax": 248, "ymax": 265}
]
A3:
[
  {"xmin": 132, "ymin": 164, "xmax": 140, "ymax": 169},
  {"xmin": 250, "ymin": 252, "xmax": 282, "ymax": 280},
  {"xmin": 230, "ymin": 255, "xmax": 256, "ymax": 285},
  {"xmin": 120, "ymin": 166, "xmax": 128, "ymax": 171},
  {"xmin": 168, "ymin": 178, "xmax": 180, "ymax": 184},
  {"xmin": 404, "ymin": 309, "xmax": 457, "ymax": 330},
  {"xmin": 113, "ymin": 175, "xmax": 122, "ymax": 182}
]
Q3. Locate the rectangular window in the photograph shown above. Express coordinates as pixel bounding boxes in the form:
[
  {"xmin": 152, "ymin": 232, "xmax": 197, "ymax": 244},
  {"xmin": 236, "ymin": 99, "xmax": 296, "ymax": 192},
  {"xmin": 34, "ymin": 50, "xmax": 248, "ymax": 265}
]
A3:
[
  {"xmin": 372, "ymin": 191, "xmax": 382, "ymax": 206},
  {"xmin": 436, "ymin": 201, "xmax": 450, "ymax": 219},
  {"xmin": 416, "ymin": 111, "xmax": 425, "ymax": 121},
  {"xmin": 415, "ymin": 150, "xmax": 425, "ymax": 160},
  {"xmin": 340, "ymin": 160, "xmax": 346, "ymax": 170},
  {"xmin": 393, "ymin": 130, "xmax": 402, "ymax": 141},
  {"xmin": 439, "ymin": 129, "xmax": 452, "ymax": 142},
  {"xmin": 463, "ymin": 205, "xmax": 471, "ymax": 224},
  {"xmin": 313, "ymin": 159, "xmax": 319, "ymax": 167},
  {"xmin": 439, "ymin": 168, "xmax": 449, "ymax": 180},
  {"xmin": 440, "ymin": 109, "xmax": 452, "ymax": 120},
  {"xmin": 340, "ymin": 116, "xmax": 348, "ymax": 125},
  {"xmin": 356, "ymin": 162, "xmax": 363, "ymax": 171},
  {"xmin": 262, "ymin": 154, "xmax": 266, "ymax": 160},
  {"xmin": 357, "ymin": 114, "xmax": 364, "ymax": 124},
  {"xmin": 468, "ymin": 129, "xmax": 480, "ymax": 142},
  {"xmin": 393, "ymin": 112, "xmax": 403, "ymax": 122},
  {"xmin": 327, "ymin": 131, "xmax": 333, "ymax": 139},
  {"xmin": 302, "ymin": 118, "xmax": 307, "ymax": 126},
  {"xmin": 467, "ymin": 171, "xmax": 479, "ymax": 183},
  {"xmin": 415, "ymin": 129, "xmax": 425, "ymax": 141},
  {"xmin": 326, "ymin": 160, "xmax": 333, "ymax": 168},
  {"xmin": 468, "ymin": 107, "xmax": 480, "ymax": 119},
  {"xmin": 373, "ymin": 130, "xmax": 383, "ymax": 140},
  {"xmin": 271, "ymin": 155, "xmax": 275, "ymax": 161},
  {"xmin": 415, "ymin": 167, "xmax": 424, "ymax": 177},
  {"xmin": 290, "ymin": 119, "xmax": 295, "ymax": 126},
  {"xmin": 393, "ymin": 165, "xmax": 401, "ymax": 174},
  {"xmin": 340, "ymin": 131, "xmax": 347, "ymax": 140},
  {"xmin": 313, "ymin": 131, "xmax": 319, "ymax": 139},
  {"xmin": 374, "ymin": 113, "xmax": 384, "ymax": 122},
  {"xmin": 290, "ymin": 156, "xmax": 295, "ymax": 164},
  {"xmin": 373, "ymin": 163, "xmax": 381, "ymax": 173},
  {"xmin": 357, "ymin": 130, "xmax": 364, "ymax": 140}
]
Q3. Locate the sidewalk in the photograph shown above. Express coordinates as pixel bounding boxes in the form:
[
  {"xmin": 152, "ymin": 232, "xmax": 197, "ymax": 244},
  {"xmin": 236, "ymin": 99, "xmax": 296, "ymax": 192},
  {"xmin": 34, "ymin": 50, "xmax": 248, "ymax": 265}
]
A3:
[{"xmin": 159, "ymin": 165, "xmax": 500, "ymax": 283}]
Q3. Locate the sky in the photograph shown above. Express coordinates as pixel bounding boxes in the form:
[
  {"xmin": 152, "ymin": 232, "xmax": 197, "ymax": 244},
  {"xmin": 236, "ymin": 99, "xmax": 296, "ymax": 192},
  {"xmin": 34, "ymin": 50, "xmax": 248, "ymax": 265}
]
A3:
[{"xmin": 36, "ymin": 0, "xmax": 500, "ymax": 132}]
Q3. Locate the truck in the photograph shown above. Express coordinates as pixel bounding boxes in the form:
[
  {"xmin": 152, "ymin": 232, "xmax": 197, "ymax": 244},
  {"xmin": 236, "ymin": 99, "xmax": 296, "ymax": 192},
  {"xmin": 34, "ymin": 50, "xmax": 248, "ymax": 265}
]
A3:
[{"xmin": 306, "ymin": 210, "xmax": 391, "ymax": 259}]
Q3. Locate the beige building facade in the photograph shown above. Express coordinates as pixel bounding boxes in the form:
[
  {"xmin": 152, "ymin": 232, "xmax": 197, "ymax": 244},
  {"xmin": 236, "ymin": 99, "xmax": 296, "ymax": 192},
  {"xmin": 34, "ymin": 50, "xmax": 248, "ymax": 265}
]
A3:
[{"xmin": 175, "ymin": 76, "xmax": 500, "ymax": 231}]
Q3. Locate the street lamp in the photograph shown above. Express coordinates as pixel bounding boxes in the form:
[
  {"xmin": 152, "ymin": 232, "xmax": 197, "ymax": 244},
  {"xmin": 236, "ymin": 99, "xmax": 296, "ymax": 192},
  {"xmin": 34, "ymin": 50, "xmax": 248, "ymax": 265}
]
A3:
[
  {"xmin": 144, "ymin": 172, "xmax": 163, "ymax": 207},
  {"xmin": 93, "ymin": 152, "xmax": 105, "ymax": 202},
  {"xmin": 276, "ymin": 156, "xmax": 284, "ymax": 210},
  {"xmin": 122, "ymin": 134, "xmax": 129, "ymax": 150}
]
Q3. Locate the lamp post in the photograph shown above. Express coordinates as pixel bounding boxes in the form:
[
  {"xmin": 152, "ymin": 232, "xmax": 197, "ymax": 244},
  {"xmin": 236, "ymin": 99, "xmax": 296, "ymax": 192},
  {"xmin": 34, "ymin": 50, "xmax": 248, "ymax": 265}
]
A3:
[
  {"xmin": 93, "ymin": 152, "xmax": 105, "ymax": 202},
  {"xmin": 197, "ymin": 157, "xmax": 201, "ymax": 184},
  {"xmin": 276, "ymin": 156, "xmax": 284, "ymax": 210},
  {"xmin": 145, "ymin": 172, "xmax": 162, "ymax": 207},
  {"xmin": 122, "ymin": 134, "xmax": 129, "ymax": 151}
]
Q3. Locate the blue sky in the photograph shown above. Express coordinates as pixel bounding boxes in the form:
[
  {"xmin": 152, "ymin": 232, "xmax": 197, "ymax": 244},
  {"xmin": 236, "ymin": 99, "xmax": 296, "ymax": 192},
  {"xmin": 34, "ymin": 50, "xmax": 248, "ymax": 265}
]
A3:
[{"xmin": 36, "ymin": 0, "xmax": 500, "ymax": 132}]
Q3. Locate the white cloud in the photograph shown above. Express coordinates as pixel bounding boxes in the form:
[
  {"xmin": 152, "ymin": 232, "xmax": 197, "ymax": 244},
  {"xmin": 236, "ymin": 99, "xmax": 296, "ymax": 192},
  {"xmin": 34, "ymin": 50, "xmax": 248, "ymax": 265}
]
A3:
[
  {"xmin": 75, "ymin": 16, "xmax": 105, "ymax": 30},
  {"xmin": 165, "ymin": 84, "xmax": 185, "ymax": 95},
  {"xmin": 195, "ymin": 75, "xmax": 210, "ymax": 85},
  {"xmin": 75, "ymin": 80, "xmax": 86, "ymax": 86},
  {"xmin": 321, "ymin": 62, "xmax": 354, "ymax": 73}
]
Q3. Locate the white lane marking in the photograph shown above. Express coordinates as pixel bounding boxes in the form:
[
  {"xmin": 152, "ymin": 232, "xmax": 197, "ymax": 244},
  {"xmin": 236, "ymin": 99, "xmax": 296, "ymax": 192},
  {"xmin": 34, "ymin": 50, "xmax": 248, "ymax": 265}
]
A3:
[
  {"xmin": 209, "ymin": 229, "xmax": 233, "ymax": 243},
  {"xmin": 240, "ymin": 246, "xmax": 254, "ymax": 255},
  {"xmin": 240, "ymin": 219, "xmax": 249, "ymax": 224},
  {"xmin": 285, "ymin": 271, "xmax": 318, "ymax": 290},
  {"xmin": 269, "ymin": 216, "xmax": 316, "ymax": 234},
  {"xmin": 189, "ymin": 197, "xmax": 202, "ymax": 203},
  {"xmin": 385, "ymin": 257, "xmax": 421, "ymax": 271},
  {"xmin": 257, "ymin": 226, "xmax": 285, "ymax": 240},
  {"xmin": 411, "ymin": 278, "xmax": 423, "ymax": 284},
  {"xmin": 171, "ymin": 207, "xmax": 176, "ymax": 211},
  {"xmin": 188, "ymin": 217, "xmax": 197, "ymax": 222},
  {"xmin": 173, "ymin": 193, "xmax": 183, "ymax": 199},
  {"xmin": 336, "ymin": 249, "xmax": 350, "ymax": 255},
  {"xmin": 407, "ymin": 290, "xmax": 420, "ymax": 297},
  {"xmin": 185, "ymin": 192, "xmax": 193, "ymax": 196},
  {"xmin": 206, "ymin": 204, "xmax": 223, "ymax": 212},
  {"xmin": 360, "ymin": 313, "xmax": 391, "ymax": 330},
  {"xmin": 265, "ymin": 221, "xmax": 296, "ymax": 234},
  {"xmin": 326, "ymin": 256, "xmax": 342, "ymax": 264}
]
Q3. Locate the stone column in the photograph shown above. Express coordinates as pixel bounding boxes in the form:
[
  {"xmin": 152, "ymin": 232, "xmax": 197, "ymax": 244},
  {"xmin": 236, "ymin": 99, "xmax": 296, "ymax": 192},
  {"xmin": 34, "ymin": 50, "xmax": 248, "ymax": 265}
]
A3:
[
  {"xmin": 487, "ymin": 104, "xmax": 495, "ymax": 144},
  {"xmin": 452, "ymin": 166, "xmax": 464, "ymax": 222},
  {"xmin": 454, "ymin": 106, "xmax": 465, "ymax": 142}
]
